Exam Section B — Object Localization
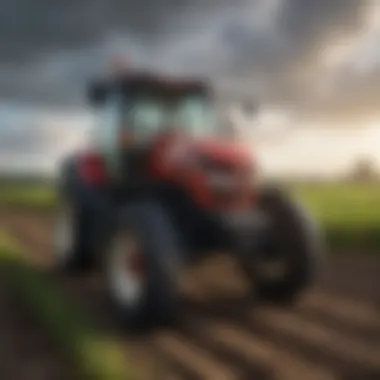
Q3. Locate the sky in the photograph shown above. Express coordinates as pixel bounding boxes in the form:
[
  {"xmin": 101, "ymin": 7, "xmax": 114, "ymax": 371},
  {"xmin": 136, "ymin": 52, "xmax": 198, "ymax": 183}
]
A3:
[{"xmin": 1, "ymin": 0, "xmax": 380, "ymax": 177}]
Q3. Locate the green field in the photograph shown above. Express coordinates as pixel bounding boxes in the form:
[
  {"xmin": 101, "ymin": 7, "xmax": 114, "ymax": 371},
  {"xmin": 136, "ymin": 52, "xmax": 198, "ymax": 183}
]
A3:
[
  {"xmin": 0, "ymin": 181, "xmax": 57, "ymax": 209},
  {"xmin": 1, "ymin": 180, "xmax": 379, "ymax": 251},
  {"xmin": 292, "ymin": 183, "xmax": 380, "ymax": 251}
]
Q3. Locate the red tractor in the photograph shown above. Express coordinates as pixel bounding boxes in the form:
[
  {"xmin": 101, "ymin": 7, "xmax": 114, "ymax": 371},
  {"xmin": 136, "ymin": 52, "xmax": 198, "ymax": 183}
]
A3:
[{"xmin": 54, "ymin": 69, "xmax": 324, "ymax": 328}]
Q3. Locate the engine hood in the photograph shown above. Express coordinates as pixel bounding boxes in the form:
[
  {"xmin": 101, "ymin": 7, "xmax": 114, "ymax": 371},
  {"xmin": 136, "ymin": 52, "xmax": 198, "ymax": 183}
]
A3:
[{"xmin": 195, "ymin": 139, "xmax": 253, "ymax": 167}]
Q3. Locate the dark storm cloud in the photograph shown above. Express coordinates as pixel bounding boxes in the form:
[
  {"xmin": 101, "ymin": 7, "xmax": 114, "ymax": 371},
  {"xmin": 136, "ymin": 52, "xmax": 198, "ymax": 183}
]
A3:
[
  {"xmin": 0, "ymin": 0, "xmax": 229, "ymax": 62},
  {"xmin": 280, "ymin": 0, "xmax": 365, "ymax": 54},
  {"xmin": 275, "ymin": 0, "xmax": 369, "ymax": 99},
  {"xmin": 221, "ymin": 0, "xmax": 369, "ymax": 104},
  {"xmin": 0, "ymin": 0, "xmax": 237, "ymax": 105},
  {"xmin": 0, "ymin": 0, "xmax": 107, "ymax": 62},
  {"xmin": 0, "ymin": 0, "xmax": 374, "ymax": 111}
]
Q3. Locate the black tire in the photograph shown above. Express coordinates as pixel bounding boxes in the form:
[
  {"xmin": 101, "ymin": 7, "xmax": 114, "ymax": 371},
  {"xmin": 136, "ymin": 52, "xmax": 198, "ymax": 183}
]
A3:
[
  {"xmin": 53, "ymin": 157, "xmax": 95, "ymax": 274},
  {"xmin": 53, "ymin": 196, "xmax": 93, "ymax": 274},
  {"xmin": 103, "ymin": 200, "xmax": 182, "ymax": 329},
  {"xmin": 245, "ymin": 186, "xmax": 325, "ymax": 304}
]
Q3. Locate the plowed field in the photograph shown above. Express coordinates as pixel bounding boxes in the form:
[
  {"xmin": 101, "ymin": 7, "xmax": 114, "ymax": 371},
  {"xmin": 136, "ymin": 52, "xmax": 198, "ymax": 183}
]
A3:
[{"xmin": 2, "ymin": 209, "xmax": 380, "ymax": 380}]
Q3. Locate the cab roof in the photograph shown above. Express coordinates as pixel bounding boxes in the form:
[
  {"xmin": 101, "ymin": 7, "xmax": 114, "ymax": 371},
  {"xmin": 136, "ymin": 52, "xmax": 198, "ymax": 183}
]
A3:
[{"xmin": 88, "ymin": 71, "xmax": 211, "ymax": 105}]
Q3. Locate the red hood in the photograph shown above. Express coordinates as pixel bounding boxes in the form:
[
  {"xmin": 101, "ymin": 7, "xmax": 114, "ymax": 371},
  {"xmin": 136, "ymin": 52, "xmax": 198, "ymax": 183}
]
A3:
[
  {"xmin": 196, "ymin": 139, "xmax": 253, "ymax": 166},
  {"xmin": 150, "ymin": 131, "xmax": 254, "ymax": 171}
]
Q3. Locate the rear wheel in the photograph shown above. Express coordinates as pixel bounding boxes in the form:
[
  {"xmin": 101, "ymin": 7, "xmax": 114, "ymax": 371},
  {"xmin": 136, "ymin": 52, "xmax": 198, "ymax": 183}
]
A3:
[
  {"xmin": 53, "ymin": 197, "xmax": 92, "ymax": 273},
  {"xmin": 244, "ymin": 187, "xmax": 325, "ymax": 304},
  {"xmin": 103, "ymin": 201, "xmax": 182, "ymax": 329}
]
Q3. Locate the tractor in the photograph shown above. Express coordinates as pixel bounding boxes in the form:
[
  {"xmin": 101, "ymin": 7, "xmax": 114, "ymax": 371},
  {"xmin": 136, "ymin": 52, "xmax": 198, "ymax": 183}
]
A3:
[{"xmin": 54, "ymin": 68, "xmax": 324, "ymax": 328}]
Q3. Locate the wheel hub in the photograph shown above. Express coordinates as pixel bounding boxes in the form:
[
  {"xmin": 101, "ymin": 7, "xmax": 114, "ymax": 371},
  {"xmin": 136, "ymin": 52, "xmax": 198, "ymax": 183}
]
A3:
[{"xmin": 108, "ymin": 231, "xmax": 146, "ymax": 307}]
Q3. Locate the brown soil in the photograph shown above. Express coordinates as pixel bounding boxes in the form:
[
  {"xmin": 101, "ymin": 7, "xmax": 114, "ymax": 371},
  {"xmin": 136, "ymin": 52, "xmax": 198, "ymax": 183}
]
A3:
[
  {"xmin": 1, "ymin": 208, "xmax": 380, "ymax": 380},
  {"xmin": 0, "ymin": 281, "xmax": 76, "ymax": 380}
]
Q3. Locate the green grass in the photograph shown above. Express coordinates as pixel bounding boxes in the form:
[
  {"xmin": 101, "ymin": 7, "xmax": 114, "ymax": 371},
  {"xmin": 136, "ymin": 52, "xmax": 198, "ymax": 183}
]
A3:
[
  {"xmin": 291, "ymin": 183, "xmax": 380, "ymax": 250},
  {"xmin": 0, "ymin": 183, "xmax": 56, "ymax": 209},
  {"xmin": 1, "ymin": 180, "xmax": 380, "ymax": 250},
  {"xmin": 0, "ymin": 231, "xmax": 133, "ymax": 380}
]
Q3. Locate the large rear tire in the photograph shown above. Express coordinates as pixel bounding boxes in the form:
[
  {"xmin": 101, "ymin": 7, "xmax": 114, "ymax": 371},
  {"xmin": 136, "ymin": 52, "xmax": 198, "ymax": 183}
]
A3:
[
  {"xmin": 53, "ymin": 196, "xmax": 93, "ymax": 273},
  {"xmin": 245, "ymin": 186, "xmax": 325, "ymax": 304},
  {"xmin": 103, "ymin": 201, "xmax": 182, "ymax": 329}
]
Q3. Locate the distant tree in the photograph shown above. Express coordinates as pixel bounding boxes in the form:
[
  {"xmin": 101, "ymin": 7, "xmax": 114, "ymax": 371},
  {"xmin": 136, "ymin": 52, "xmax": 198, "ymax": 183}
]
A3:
[{"xmin": 349, "ymin": 157, "xmax": 378, "ymax": 182}]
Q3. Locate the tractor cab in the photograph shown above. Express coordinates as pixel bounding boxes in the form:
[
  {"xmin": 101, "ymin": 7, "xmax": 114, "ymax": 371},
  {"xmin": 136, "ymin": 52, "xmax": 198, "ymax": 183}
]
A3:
[
  {"xmin": 86, "ymin": 71, "xmax": 250, "ymax": 188},
  {"xmin": 87, "ymin": 72, "xmax": 228, "ymax": 182},
  {"xmin": 88, "ymin": 73, "xmax": 221, "ymax": 143}
]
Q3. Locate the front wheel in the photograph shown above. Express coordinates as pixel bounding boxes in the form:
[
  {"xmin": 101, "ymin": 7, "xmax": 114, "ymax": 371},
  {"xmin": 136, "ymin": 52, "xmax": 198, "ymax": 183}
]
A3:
[
  {"xmin": 103, "ymin": 201, "xmax": 182, "ymax": 329},
  {"xmin": 244, "ymin": 187, "xmax": 325, "ymax": 304}
]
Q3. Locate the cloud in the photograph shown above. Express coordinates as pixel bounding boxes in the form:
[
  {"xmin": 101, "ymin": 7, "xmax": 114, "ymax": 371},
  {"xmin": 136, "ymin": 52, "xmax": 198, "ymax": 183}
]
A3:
[
  {"xmin": 0, "ymin": 0, "xmax": 377, "ymax": 116},
  {"xmin": 2, "ymin": 0, "xmax": 380, "ymax": 176},
  {"xmin": 0, "ymin": 104, "xmax": 91, "ymax": 170}
]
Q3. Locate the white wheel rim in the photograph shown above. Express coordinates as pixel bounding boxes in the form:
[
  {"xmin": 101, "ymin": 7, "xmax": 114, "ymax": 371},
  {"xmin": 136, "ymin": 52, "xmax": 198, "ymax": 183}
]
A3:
[
  {"xmin": 54, "ymin": 205, "xmax": 74, "ymax": 261},
  {"xmin": 107, "ymin": 232, "xmax": 145, "ymax": 308}
]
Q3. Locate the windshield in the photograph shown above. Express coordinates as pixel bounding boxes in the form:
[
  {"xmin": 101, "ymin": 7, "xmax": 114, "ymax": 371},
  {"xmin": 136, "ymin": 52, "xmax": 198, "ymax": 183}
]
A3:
[{"xmin": 123, "ymin": 94, "xmax": 218, "ymax": 140}]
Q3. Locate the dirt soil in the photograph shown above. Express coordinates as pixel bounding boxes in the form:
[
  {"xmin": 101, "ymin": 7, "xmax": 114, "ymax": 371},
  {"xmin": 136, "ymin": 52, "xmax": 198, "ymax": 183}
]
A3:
[
  {"xmin": 0, "ymin": 280, "xmax": 75, "ymax": 380},
  {"xmin": 1, "ymin": 208, "xmax": 380, "ymax": 380}
]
